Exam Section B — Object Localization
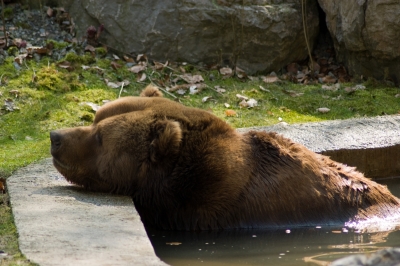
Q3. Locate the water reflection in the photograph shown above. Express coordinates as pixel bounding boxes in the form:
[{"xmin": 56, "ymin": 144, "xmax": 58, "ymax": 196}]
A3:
[{"xmin": 147, "ymin": 177, "xmax": 400, "ymax": 266}]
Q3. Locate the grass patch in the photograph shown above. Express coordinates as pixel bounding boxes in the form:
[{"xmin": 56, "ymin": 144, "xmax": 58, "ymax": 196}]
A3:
[{"xmin": 0, "ymin": 41, "xmax": 399, "ymax": 264}]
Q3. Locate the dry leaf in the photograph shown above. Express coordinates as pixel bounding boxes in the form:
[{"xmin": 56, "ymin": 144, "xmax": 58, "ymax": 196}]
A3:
[
  {"xmin": 176, "ymin": 89, "xmax": 186, "ymax": 95},
  {"xmin": 395, "ymin": 94, "xmax": 400, "ymax": 98},
  {"xmin": 128, "ymin": 65, "xmax": 146, "ymax": 73},
  {"xmin": 214, "ymin": 86, "xmax": 226, "ymax": 93},
  {"xmin": 239, "ymin": 99, "xmax": 248, "ymax": 108},
  {"xmin": 179, "ymin": 74, "xmax": 204, "ymax": 84},
  {"xmin": 224, "ymin": 103, "xmax": 230, "ymax": 108},
  {"xmin": 136, "ymin": 54, "xmax": 148, "ymax": 63},
  {"xmin": 112, "ymin": 54, "xmax": 120, "ymax": 60},
  {"xmin": 220, "ymin": 67, "xmax": 233, "ymax": 76},
  {"xmin": 47, "ymin": 7, "xmax": 54, "ymax": 17},
  {"xmin": 153, "ymin": 61, "xmax": 168, "ymax": 70},
  {"xmin": 225, "ymin": 109, "xmax": 237, "ymax": 117},
  {"xmin": 202, "ymin": 96, "xmax": 212, "ymax": 103},
  {"xmin": 85, "ymin": 45, "xmax": 95, "ymax": 53},
  {"xmin": 189, "ymin": 85, "xmax": 199, "ymax": 94},
  {"xmin": 322, "ymin": 84, "xmax": 340, "ymax": 91},
  {"xmin": 262, "ymin": 75, "xmax": 280, "ymax": 84},
  {"xmin": 246, "ymin": 99, "xmax": 258, "ymax": 108},
  {"xmin": 57, "ymin": 61, "xmax": 74, "ymax": 71},
  {"xmin": 111, "ymin": 61, "xmax": 122, "ymax": 69},
  {"xmin": 235, "ymin": 67, "xmax": 247, "ymax": 79},
  {"xmin": 136, "ymin": 73, "xmax": 147, "ymax": 82},
  {"xmin": 123, "ymin": 55, "xmax": 135, "ymax": 63},
  {"xmin": 236, "ymin": 94, "xmax": 248, "ymax": 101},
  {"xmin": 317, "ymin": 107, "xmax": 330, "ymax": 113}
]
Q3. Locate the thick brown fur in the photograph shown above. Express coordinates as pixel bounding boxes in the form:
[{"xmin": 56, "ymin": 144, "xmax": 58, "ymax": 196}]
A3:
[{"xmin": 50, "ymin": 85, "xmax": 400, "ymax": 230}]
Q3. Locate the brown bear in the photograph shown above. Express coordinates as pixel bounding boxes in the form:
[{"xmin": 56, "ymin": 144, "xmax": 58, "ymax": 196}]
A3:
[{"xmin": 50, "ymin": 85, "xmax": 400, "ymax": 230}]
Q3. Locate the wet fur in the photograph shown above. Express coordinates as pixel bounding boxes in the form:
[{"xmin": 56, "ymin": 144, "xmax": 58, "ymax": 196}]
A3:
[{"xmin": 51, "ymin": 85, "xmax": 400, "ymax": 230}]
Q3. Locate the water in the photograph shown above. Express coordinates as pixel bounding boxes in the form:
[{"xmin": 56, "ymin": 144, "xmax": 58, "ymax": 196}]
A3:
[{"xmin": 146, "ymin": 177, "xmax": 400, "ymax": 266}]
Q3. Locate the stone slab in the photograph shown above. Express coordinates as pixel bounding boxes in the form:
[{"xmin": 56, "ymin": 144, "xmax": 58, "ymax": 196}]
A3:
[
  {"xmin": 7, "ymin": 158, "xmax": 167, "ymax": 266},
  {"xmin": 238, "ymin": 114, "xmax": 400, "ymax": 178}
]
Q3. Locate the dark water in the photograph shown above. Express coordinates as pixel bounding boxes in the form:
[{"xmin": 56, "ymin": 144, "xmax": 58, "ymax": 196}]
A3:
[{"xmin": 146, "ymin": 177, "xmax": 400, "ymax": 266}]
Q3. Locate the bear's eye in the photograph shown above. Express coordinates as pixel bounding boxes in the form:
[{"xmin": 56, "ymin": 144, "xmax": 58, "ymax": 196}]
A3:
[{"xmin": 95, "ymin": 132, "xmax": 102, "ymax": 146}]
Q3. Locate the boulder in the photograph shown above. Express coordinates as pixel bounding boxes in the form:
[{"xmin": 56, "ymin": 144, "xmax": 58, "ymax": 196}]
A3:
[
  {"xmin": 62, "ymin": 0, "xmax": 319, "ymax": 74},
  {"xmin": 318, "ymin": 0, "xmax": 400, "ymax": 83}
]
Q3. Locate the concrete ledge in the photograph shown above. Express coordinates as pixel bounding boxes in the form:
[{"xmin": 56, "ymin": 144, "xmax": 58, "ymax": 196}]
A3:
[
  {"xmin": 7, "ymin": 115, "xmax": 400, "ymax": 265},
  {"xmin": 238, "ymin": 114, "xmax": 400, "ymax": 178},
  {"xmin": 7, "ymin": 159, "xmax": 167, "ymax": 266}
]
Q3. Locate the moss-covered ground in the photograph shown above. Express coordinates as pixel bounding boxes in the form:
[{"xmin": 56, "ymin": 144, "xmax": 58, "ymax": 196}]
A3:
[{"xmin": 0, "ymin": 42, "xmax": 399, "ymax": 265}]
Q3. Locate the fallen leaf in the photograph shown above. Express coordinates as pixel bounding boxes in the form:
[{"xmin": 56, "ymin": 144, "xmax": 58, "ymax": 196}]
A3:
[
  {"xmin": 262, "ymin": 75, "xmax": 280, "ymax": 84},
  {"xmin": 136, "ymin": 72, "xmax": 147, "ymax": 82},
  {"xmin": 179, "ymin": 74, "xmax": 204, "ymax": 84},
  {"xmin": 123, "ymin": 55, "xmax": 135, "ymax": 63},
  {"xmin": 137, "ymin": 54, "xmax": 147, "ymax": 61},
  {"xmin": 85, "ymin": 45, "xmax": 95, "ymax": 53},
  {"xmin": 57, "ymin": 61, "xmax": 74, "ymax": 71},
  {"xmin": 239, "ymin": 99, "xmax": 248, "ymax": 108},
  {"xmin": 236, "ymin": 94, "xmax": 248, "ymax": 101},
  {"xmin": 317, "ymin": 107, "xmax": 330, "ymax": 113},
  {"xmin": 322, "ymin": 84, "xmax": 340, "ymax": 91},
  {"xmin": 235, "ymin": 67, "xmax": 247, "ymax": 79},
  {"xmin": 176, "ymin": 89, "xmax": 186, "ymax": 95},
  {"xmin": 220, "ymin": 67, "xmax": 233, "ymax": 76},
  {"xmin": 128, "ymin": 65, "xmax": 146, "ymax": 73},
  {"xmin": 153, "ymin": 61, "xmax": 168, "ymax": 70},
  {"xmin": 47, "ymin": 7, "xmax": 54, "ymax": 17},
  {"xmin": 112, "ymin": 54, "xmax": 120, "ymax": 60},
  {"xmin": 246, "ymin": 99, "xmax": 258, "ymax": 108},
  {"xmin": 214, "ymin": 86, "xmax": 226, "ymax": 93},
  {"xmin": 320, "ymin": 75, "xmax": 337, "ymax": 84},
  {"xmin": 395, "ymin": 94, "xmax": 400, "ymax": 98},
  {"xmin": 225, "ymin": 109, "xmax": 237, "ymax": 117},
  {"xmin": 202, "ymin": 96, "xmax": 212, "ymax": 103},
  {"xmin": 224, "ymin": 103, "xmax": 230, "ymax": 108},
  {"xmin": 189, "ymin": 85, "xmax": 199, "ymax": 94},
  {"xmin": 111, "ymin": 61, "xmax": 122, "ymax": 69}
]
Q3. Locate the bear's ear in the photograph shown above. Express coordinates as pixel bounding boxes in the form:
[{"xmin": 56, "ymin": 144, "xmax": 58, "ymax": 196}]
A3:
[
  {"xmin": 149, "ymin": 120, "xmax": 182, "ymax": 162},
  {"xmin": 140, "ymin": 84, "xmax": 163, "ymax": 97}
]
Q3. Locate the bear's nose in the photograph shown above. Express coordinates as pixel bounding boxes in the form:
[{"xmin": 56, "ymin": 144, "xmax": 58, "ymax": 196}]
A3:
[{"xmin": 50, "ymin": 131, "xmax": 62, "ymax": 152}]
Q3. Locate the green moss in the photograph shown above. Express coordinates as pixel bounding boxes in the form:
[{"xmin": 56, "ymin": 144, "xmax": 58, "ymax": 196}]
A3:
[
  {"xmin": 63, "ymin": 52, "xmax": 96, "ymax": 65},
  {"xmin": 95, "ymin": 47, "xmax": 108, "ymax": 58},
  {"xmin": 7, "ymin": 46, "xmax": 19, "ymax": 57},
  {"xmin": 46, "ymin": 39, "xmax": 69, "ymax": 50}
]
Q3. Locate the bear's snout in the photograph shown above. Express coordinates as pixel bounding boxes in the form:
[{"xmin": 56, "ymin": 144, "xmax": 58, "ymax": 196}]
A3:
[{"xmin": 50, "ymin": 130, "xmax": 62, "ymax": 153}]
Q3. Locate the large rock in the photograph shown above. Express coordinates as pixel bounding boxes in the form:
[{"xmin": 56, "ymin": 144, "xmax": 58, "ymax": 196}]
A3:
[
  {"xmin": 318, "ymin": 0, "xmax": 400, "ymax": 83},
  {"xmin": 63, "ymin": 0, "xmax": 319, "ymax": 74}
]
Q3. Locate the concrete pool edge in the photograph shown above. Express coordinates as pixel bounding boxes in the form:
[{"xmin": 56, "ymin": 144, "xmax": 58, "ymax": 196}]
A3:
[{"xmin": 7, "ymin": 114, "xmax": 400, "ymax": 265}]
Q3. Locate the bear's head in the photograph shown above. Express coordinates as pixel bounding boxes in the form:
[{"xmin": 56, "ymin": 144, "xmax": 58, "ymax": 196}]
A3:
[{"xmin": 50, "ymin": 98, "xmax": 182, "ymax": 195}]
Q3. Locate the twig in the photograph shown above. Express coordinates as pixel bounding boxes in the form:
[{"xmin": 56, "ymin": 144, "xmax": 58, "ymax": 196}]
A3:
[
  {"xmin": 118, "ymin": 82, "xmax": 125, "ymax": 98},
  {"xmin": 147, "ymin": 76, "xmax": 177, "ymax": 99},
  {"xmin": 302, "ymin": 0, "xmax": 314, "ymax": 75}
]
